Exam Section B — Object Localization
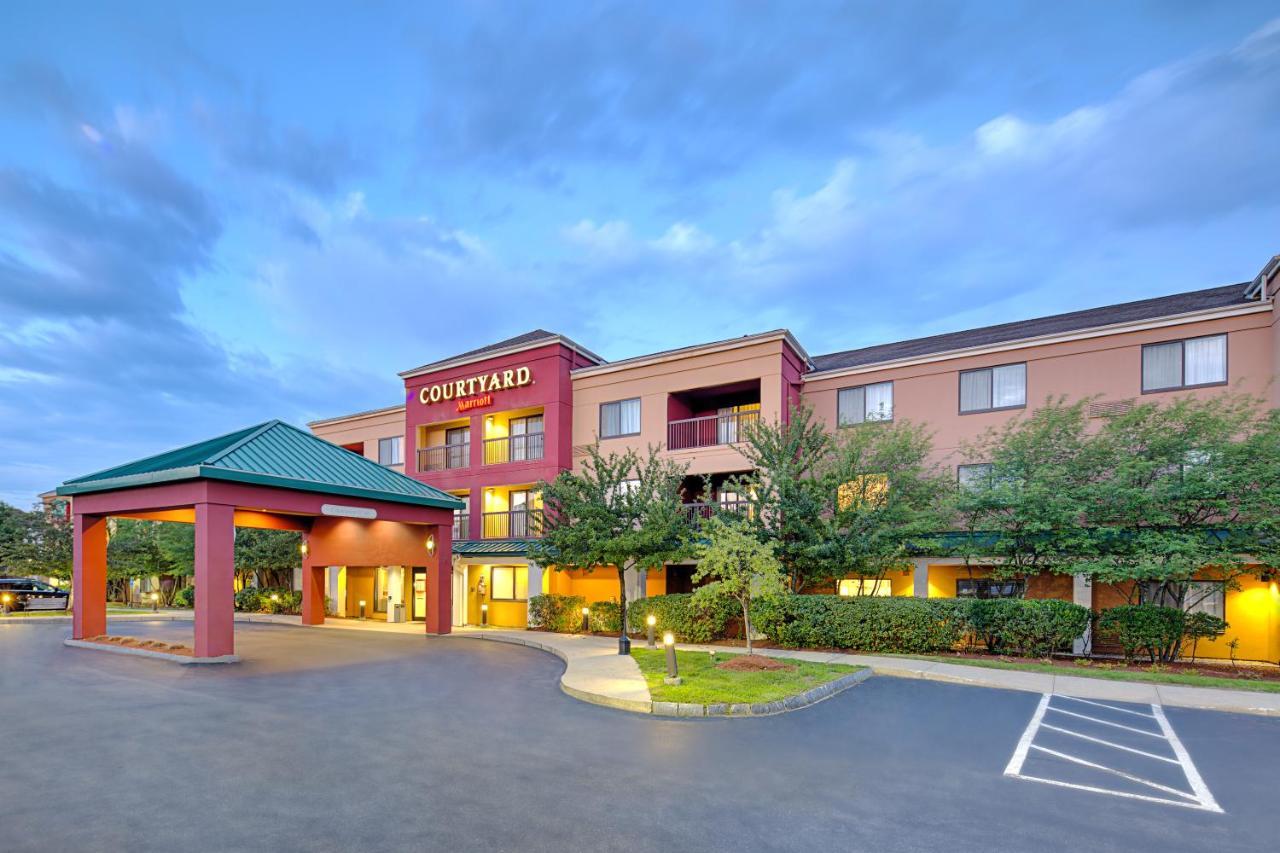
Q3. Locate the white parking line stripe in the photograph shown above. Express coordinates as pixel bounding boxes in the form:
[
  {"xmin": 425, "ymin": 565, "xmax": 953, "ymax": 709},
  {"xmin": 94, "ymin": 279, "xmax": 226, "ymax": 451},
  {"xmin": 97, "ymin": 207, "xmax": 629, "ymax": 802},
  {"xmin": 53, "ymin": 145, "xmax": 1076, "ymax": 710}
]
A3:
[
  {"xmin": 1054, "ymin": 695, "xmax": 1157, "ymax": 719},
  {"xmin": 1003, "ymin": 693, "xmax": 1051, "ymax": 777},
  {"xmin": 1027, "ymin": 744, "xmax": 1199, "ymax": 801},
  {"xmin": 1011, "ymin": 774, "xmax": 1220, "ymax": 812},
  {"xmin": 1151, "ymin": 704, "xmax": 1222, "ymax": 814},
  {"xmin": 1046, "ymin": 706, "xmax": 1165, "ymax": 737},
  {"xmin": 1038, "ymin": 723, "xmax": 1180, "ymax": 764}
]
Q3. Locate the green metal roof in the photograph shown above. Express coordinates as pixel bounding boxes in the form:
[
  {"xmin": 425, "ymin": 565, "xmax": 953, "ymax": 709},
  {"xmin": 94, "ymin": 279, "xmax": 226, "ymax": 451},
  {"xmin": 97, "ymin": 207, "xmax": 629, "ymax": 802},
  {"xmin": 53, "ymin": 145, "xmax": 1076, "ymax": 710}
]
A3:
[
  {"xmin": 453, "ymin": 539, "xmax": 536, "ymax": 558},
  {"xmin": 57, "ymin": 420, "xmax": 464, "ymax": 510}
]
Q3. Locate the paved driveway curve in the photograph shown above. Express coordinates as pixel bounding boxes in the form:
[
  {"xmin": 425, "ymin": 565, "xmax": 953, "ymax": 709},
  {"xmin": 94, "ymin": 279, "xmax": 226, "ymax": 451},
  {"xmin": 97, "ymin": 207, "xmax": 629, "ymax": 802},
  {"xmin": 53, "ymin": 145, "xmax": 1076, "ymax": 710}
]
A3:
[{"xmin": 2, "ymin": 620, "xmax": 1277, "ymax": 853}]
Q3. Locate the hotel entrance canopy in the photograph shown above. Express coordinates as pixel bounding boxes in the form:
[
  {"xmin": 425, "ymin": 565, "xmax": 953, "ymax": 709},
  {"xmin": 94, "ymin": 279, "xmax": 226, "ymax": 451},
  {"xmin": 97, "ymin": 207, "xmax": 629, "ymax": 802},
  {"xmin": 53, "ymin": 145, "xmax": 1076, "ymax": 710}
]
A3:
[{"xmin": 57, "ymin": 421, "xmax": 464, "ymax": 661}]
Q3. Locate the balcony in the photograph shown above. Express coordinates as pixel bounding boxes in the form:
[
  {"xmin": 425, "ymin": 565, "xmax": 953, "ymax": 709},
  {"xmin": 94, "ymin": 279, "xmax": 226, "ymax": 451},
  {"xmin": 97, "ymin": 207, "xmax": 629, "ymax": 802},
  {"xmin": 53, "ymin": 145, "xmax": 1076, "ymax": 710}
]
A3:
[
  {"xmin": 667, "ymin": 410, "xmax": 760, "ymax": 451},
  {"xmin": 483, "ymin": 432, "xmax": 546, "ymax": 466},
  {"xmin": 417, "ymin": 443, "xmax": 470, "ymax": 473},
  {"xmin": 452, "ymin": 512, "xmax": 470, "ymax": 540},
  {"xmin": 681, "ymin": 500, "xmax": 752, "ymax": 523},
  {"xmin": 481, "ymin": 508, "xmax": 544, "ymax": 540}
]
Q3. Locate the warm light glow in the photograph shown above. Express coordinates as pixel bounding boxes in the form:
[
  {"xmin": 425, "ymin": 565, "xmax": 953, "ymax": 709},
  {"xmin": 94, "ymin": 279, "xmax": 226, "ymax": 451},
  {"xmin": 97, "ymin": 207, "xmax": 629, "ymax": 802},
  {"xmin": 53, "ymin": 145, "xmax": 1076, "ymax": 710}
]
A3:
[
  {"xmin": 582, "ymin": 606, "xmax": 590, "ymax": 615},
  {"xmin": 663, "ymin": 632, "xmax": 675, "ymax": 647},
  {"xmin": 646, "ymin": 614, "xmax": 656, "ymax": 626},
  {"xmin": 358, "ymin": 600, "xmax": 366, "ymax": 607},
  {"xmin": 299, "ymin": 542, "xmax": 309, "ymax": 556},
  {"xmin": 426, "ymin": 534, "xmax": 436, "ymax": 556},
  {"xmin": 481, "ymin": 603, "xmax": 488, "ymax": 611},
  {"xmin": 270, "ymin": 594, "xmax": 280, "ymax": 602},
  {"xmin": 150, "ymin": 592, "xmax": 159, "ymax": 602},
  {"xmin": 2, "ymin": 593, "xmax": 12, "ymax": 604}
]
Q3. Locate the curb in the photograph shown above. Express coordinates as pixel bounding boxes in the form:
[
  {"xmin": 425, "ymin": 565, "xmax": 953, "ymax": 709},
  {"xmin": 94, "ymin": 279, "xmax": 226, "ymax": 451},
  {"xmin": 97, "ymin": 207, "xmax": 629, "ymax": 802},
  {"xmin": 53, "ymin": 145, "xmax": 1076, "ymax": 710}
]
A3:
[
  {"xmin": 649, "ymin": 668, "xmax": 873, "ymax": 718},
  {"xmin": 63, "ymin": 638, "xmax": 239, "ymax": 665}
]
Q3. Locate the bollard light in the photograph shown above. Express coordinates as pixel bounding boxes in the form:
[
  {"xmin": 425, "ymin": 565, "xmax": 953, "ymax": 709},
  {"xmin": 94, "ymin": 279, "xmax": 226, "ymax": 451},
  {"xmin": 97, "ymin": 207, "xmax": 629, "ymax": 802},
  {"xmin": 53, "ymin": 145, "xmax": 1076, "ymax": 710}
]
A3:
[
  {"xmin": 646, "ymin": 613, "xmax": 656, "ymax": 649},
  {"xmin": 0, "ymin": 592, "xmax": 9, "ymax": 614},
  {"xmin": 150, "ymin": 592, "xmax": 159, "ymax": 613},
  {"xmin": 270, "ymin": 593, "xmax": 280, "ymax": 602},
  {"xmin": 581, "ymin": 606, "xmax": 590, "ymax": 633},
  {"xmin": 480, "ymin": 603, "xmax": 488, "ymax": 626},
  {"xmin": 663, "ymin": 632, "xmax": 681, "ymax": 685},
  {"xmin": 359, "ymin": 599, "xmax": 367, "ymax": 620}
]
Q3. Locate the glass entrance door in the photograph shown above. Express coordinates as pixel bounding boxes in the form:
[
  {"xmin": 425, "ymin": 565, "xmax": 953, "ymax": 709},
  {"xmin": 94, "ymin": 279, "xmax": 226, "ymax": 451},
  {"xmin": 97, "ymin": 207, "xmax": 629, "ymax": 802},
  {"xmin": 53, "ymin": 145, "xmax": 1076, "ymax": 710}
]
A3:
[{"xmin": 412, "ymin": 569, "xmax": 427, "ymax": 621}]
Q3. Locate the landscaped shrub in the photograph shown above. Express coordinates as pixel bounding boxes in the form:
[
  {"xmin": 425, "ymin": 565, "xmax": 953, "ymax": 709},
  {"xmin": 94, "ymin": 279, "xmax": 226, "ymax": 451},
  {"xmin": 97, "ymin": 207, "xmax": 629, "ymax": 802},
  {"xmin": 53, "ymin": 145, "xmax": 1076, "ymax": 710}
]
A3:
[
  {"xmin": 1096, "ymin": 605, "xmax": 1186, "ymax": 663},
  {"xmin": 234, "ymin": 588, "xmax": 263, "ymax": 612},
  {"xmin": 1182, "ymin": 611, "xmax": 1229, "ymax": 660},
  {"xmin": 587, "ymin": 600, "xmax": 622, "ymax": 633},
  {"xmin": 627, "ymin": 593, "xmax": 738, "ymax": 644},
  {"xmin": 754, "ymin": 595, "xmax": 969, "ymax": 653},
  {"xmin": 262, "ymin": 589, "xmax": 302, "ymax": 615},
  {"xmin": 528, "ymin": 593, "xmax": 587, "ymax": 633},
  {"xmin": 173, "ymin": 586, "xmax": 195, "ymax": 608},
  {"xmin": 964, "ymin": 598, "xmax": 1090, "ymax": 657}
]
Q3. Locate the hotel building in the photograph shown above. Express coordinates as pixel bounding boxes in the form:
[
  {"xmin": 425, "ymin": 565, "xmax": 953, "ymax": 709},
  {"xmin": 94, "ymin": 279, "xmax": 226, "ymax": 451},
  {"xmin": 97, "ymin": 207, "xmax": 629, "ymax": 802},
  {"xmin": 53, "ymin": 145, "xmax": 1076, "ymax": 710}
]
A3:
[{"xmin": 310, "ymin": 254, "xmax": 1280, "ymax": 661}]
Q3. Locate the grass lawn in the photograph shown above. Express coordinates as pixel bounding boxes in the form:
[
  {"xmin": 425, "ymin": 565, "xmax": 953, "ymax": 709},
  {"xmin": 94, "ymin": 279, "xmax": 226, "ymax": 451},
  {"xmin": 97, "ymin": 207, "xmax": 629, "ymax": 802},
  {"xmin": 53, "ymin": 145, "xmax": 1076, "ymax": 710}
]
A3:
[
  {"xmin": 633, "ymin": 649, "xmax": 862, "ymax": 705},
  {"xmin": 909, "ymin": 654, "xmax": 1280, "ymax": 694}
]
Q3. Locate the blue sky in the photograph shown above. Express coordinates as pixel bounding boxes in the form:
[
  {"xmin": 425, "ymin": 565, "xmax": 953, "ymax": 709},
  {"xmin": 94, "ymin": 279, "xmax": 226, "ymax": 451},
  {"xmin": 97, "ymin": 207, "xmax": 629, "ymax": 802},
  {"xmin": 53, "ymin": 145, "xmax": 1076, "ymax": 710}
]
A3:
[{"xmin": 2, "ymin": 1, "xmax": 1279, "ymax": 507}]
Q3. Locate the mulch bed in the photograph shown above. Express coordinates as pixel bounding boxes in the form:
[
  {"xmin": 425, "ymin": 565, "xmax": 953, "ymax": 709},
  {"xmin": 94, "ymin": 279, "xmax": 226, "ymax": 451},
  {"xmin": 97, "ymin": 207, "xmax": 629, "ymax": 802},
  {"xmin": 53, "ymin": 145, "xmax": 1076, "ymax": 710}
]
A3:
[
  {"xmin": 716, "ymin": 654, "xmax": 795, "ymax": 672},
  {"xmin": 84, "ymin": 635, "xmax": 193, "ymax": 656}
]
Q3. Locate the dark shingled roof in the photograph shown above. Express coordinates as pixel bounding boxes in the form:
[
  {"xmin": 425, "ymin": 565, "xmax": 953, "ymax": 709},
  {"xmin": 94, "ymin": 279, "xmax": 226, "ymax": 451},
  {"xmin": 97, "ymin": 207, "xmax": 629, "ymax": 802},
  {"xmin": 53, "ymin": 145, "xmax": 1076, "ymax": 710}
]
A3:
[
  {"xmin": 399, "ymin": 329, "xmax": 604, "ymax": 377},
  {"xmin": 810, "ymin": 283, "xmax": 1255, "ymax": 373}
]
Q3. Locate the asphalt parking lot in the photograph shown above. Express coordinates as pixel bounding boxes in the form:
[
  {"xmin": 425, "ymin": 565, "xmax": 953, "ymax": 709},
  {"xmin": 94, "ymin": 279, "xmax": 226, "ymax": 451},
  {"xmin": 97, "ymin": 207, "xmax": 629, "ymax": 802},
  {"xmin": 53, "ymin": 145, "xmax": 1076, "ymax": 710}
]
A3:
[{"xmin": 2, "ymin": 620, "xmax": 1277, "ymax": 853}]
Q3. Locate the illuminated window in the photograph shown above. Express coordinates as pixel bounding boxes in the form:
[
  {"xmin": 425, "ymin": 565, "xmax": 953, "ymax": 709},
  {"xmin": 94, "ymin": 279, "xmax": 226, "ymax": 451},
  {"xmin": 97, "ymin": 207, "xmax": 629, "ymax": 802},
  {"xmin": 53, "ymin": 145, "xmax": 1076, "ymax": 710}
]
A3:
[
  {"xmin": 838, "ymin": 578, "xmax": 892, "ymax": 596},
  {"xmin": 837, "ymin": 381, "xmax": 893, "ymax": 426},
  {"xmin": 490, "ymin": 566, "xmax": 529, "ymax": 601},
  {"xmin": 838, "ymin": 474, "xmax": 889, "ymax": 510}
]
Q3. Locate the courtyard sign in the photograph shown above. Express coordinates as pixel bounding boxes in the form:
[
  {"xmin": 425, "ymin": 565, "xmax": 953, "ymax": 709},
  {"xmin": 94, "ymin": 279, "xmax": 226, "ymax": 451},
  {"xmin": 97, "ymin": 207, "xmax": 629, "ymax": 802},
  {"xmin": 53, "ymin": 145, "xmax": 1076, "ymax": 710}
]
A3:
[{"xmin": 419, "ymin": 365, "xmax": 532, "ymax": 407}]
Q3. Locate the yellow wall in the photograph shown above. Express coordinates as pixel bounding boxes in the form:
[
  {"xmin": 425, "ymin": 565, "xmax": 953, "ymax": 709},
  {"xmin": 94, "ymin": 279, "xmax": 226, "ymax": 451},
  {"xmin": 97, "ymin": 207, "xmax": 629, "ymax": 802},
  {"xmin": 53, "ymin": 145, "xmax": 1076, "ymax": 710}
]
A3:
[
  {"xmin": 927, "ymin": 565, "xmax": 990, "ymax": 598},
  {"xmin": 1193, "ymin": 576, "xmax": 1280, "ymax": 663},
  {"xmin": 465, "ymin": 564, "xmax": 530, "ymax": 628},
  {"xmin": 344, "ymin": 567, "xmax": 377, "ymax": 619}
]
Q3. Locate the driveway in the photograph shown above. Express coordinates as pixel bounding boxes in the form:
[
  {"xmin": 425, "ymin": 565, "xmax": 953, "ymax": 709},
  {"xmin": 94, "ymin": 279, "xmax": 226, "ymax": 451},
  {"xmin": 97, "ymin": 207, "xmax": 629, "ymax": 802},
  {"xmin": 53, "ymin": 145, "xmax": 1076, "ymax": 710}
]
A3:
[{"xmin": 2, "ymin": 620, "xmax": 1276, "ymax": 852}]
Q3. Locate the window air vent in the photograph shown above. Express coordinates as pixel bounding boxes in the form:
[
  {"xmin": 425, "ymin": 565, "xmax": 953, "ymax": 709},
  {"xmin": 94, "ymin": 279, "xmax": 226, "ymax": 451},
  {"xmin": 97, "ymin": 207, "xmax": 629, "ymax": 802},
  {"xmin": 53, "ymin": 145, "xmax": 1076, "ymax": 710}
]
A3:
[{"xmin": 1088, "ymin": 398, "xmax": 1135, "ymax": 419}]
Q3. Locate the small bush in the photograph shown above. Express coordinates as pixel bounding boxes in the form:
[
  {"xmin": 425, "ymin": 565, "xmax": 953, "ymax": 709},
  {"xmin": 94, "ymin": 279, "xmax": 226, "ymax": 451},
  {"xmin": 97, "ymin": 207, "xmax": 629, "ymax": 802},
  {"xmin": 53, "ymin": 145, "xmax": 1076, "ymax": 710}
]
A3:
[
  {"xmin": 263, "ymin": 589, "xmax": 301, "ymax": 615},
  {"xmin": 528, "ymin": 593, "xmax": 586, "ymax": 633},
  {"xmin": 173, "ymin": 586, "xmax": 195, "ymax": 608},
  {"xmin": 965, "ymin": 598, "xmax": 1090, "ymax": 657},
  {"xmin": 234, "ymin": 588, "xmax": 262, "ymax": 612},
  {"xmin": 754, "ymin": 595, "xmax": 969, "ymax": 653},
  {"xmin": 627, "ymin": 594, "xmax": 737, "ymax": 643},
  {"xmin": 587, "ymin": 600, "xmax": 622, "ymax": 633},
  {"xmin": 1182, "ymin": 611, "xmax": 1228, "ymax": 659},
  {"xmin": 1096, "ymin": 605, "xmax": 1186, "ymax": 663}
]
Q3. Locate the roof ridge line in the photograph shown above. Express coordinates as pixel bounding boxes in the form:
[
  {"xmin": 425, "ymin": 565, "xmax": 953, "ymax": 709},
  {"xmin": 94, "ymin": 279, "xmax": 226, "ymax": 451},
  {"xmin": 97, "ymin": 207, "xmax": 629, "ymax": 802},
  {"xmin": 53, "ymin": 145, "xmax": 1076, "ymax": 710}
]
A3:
[{"xmin": 203, "ymin": 420, "xmax": 283, "ymax": 466}]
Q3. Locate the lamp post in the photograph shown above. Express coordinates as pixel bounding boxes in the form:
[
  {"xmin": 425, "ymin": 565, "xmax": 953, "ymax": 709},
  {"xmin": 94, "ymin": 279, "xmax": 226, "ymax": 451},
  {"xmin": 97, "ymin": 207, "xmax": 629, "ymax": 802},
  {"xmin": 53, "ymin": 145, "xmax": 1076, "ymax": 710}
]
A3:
[
  {"xmin": 646, "ymin": 613, "xmax": 656, "ymax": 649},
  {"xmin": 150, "ymin": 592, "xmax": 159, "ymax": 613},
  {"xmin": 663, "ymin": 632, "xmax": 681, "ymax": 685},
  {"xmin": 1, "ymin": 592, "xmax": 12, "ymax": 614},
  {"xmin": 358, "ymin": 599, "xmax": 367, "ymax": 620},
  {"xmin": 581, "ymin": 606, "xmax": 590, "ymax": 634}
]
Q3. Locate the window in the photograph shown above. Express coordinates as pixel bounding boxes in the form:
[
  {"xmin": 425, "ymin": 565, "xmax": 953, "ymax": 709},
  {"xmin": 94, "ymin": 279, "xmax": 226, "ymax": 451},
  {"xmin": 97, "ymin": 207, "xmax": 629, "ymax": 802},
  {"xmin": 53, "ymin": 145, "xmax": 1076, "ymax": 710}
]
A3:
[
  {"xmin": 959, "ymin": 363, "xmax": 1025, "ymax": 413},
  {"xmin": 716, "ymin": 402, "xmax": 761, "ymax": 443},
  {"xmin": 378, "ymin": 436, "xmax": 403, "ymax": 466},
  {"xmin": 1142, "ymin": 334, "xmax": 1226, "ymax": 392},
  {"xmin": 1142, "ymin": 581, "xmax": 1225, "ymax": 620},
  {"xmin": 838, "ymin": 578, "xmax": 892, "ymax": 597},
  {"xmin": 956, "ymin": 578, "xmax": 1025, "ymax": 599},
  {"xmin": 509, "ymin": 415, "xmax": 545, "ymax": 461},
  {"xmin": 837, "ymin": 381, "xmax": 893, "ymax": 426},
  {"xmin": 600, "ymin": 398, "xmax": 641, "ymax": 438},
  {"xmin": 490, "ymin": 566, "xmax": 529, "ymax": 601},
  {"xmin": 957, "ymin": 463, "xmax": 994, "ymax": 491},
  {"xmin": 838, "ymin": 474, "xmax": 889, "ymax": 510},
  {"xmin": 445, "ymin": 426, "xmax": 470, "ymax": 469}
]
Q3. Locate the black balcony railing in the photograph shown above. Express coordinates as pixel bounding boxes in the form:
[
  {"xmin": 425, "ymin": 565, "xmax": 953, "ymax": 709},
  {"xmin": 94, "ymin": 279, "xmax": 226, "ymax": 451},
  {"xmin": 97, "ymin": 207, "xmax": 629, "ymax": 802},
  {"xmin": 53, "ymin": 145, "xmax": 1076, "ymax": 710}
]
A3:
[
  {"xmin": 418, "ymin": 443, "xmax": 471, "ymax": 472},
  {"xmin": 681, "ymin": 500, "xmax": 753, "ymax": 523},
  {"xmin": 452, "ymin": 513, "xmax": 470, "ymax": 540},
  {"xmin": 483, "ymin": 433, "xmax": 546, "ymax": 465},
  {"xmin": 667, "ymin": 410, "xmax": 760, "ymax": 451},
  {"xmin": 481, "ymin": 508, "xmax": 544, "ymax": 539}
]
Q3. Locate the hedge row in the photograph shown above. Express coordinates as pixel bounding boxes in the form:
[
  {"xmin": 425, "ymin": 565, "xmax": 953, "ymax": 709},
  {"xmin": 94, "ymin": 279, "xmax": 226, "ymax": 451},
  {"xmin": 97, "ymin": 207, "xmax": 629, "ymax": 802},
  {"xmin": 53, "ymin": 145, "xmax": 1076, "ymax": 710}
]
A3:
[
  {"xmin": 234, "ymin": 587, "xmax": 303, "ymax": 615},
  {"xmin": 528, "ymin": 593, "xmax": 587, "ymax": 633},
  {"xmin": 754, "ymin": 596, "xmax": 972, "ymax": 653},
  {"xmin": 626, "ymin": 593, "xmax": 737, "ymax": 644}
]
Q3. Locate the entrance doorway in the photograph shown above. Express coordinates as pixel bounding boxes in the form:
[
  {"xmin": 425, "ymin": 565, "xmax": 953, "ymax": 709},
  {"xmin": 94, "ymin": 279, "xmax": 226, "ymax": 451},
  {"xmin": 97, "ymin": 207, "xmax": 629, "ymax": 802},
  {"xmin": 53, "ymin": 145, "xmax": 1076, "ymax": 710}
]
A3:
[{"xmin": 412, "ymin": 568, "xmax": 427, "ymax": 621}]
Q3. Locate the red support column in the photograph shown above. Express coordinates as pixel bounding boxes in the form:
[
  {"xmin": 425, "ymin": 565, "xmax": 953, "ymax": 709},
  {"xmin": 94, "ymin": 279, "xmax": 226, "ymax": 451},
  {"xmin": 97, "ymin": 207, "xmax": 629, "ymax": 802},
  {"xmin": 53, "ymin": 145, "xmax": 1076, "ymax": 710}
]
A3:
[
  {"xmin": 194, "ymin": 502, "xmax": 237, "ymax": 660},
  {"xmin": 301, "ymin": 557, "xmax": 325, "ymax": 626},
  {"xmin": 71, "ymin": 514, "xmax": 107, "ymax": 640},
  {"xmin": 426, "ymin": 523, "xmax": 452, "ymax": 635}
]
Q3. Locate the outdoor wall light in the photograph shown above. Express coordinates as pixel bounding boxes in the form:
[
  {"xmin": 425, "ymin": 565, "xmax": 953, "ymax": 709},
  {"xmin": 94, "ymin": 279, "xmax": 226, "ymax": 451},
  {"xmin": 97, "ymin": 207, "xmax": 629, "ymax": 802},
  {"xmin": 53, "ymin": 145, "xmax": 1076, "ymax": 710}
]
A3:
[
  {"xmin": 358, "ymin": 599, "xmax": 367, "ymax": 620},
  {"xmin": 426, "ymin": 534, "xmax": 436, "ymax": 557},
  {"xmin": 299, "ymin": 541, "xmax": 309, "ymax": 557},
  {"xmin": 481, "ymin": 603, "xmax": 489, "ymax": 626},
  {"xmin": 646, "ymin": 613, "xmax": 657, "ymax": 648},
  {"xmin": 150, "ymin": 592, "xmax": 159, "ymax": 612},
  {"xmin": 581, "ymin": 606, "xmax": 590, "ymax": 633},
  {"xmin": 663, "ymin": 632, "xmax": 680, "ymax": 685}
]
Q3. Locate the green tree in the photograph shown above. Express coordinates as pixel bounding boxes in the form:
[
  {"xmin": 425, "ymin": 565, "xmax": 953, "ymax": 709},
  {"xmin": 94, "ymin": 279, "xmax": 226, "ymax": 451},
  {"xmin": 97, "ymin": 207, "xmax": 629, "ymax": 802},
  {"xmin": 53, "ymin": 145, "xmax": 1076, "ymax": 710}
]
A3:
[
  {"xmin": 951, "ymin": 398, "xmax": 1098, "ymax": 584},
  {"xmin": 817, "ymin": 419, "xmax": 952, "ymax": 593},
  {"xmin": 531, "ymin": 444, "xmax": 693, "ymax": 654},
  {"xmin": 733, "ymin": 404, "xmax": 832, "ymax": 592},
  {"xmin": 234, "ymin": 527, "xmax": 302, "ymax": 588},
  {"xmin": 107, "ymin": 519, "xmax": 177, "ymax": 602},
  {"xmin": 0, "ymin": 502, "xmax": 30, "ymax": 572},
  {"xmin": 691, "ymin": 516, "xmax": 788, "ymax": 655}
]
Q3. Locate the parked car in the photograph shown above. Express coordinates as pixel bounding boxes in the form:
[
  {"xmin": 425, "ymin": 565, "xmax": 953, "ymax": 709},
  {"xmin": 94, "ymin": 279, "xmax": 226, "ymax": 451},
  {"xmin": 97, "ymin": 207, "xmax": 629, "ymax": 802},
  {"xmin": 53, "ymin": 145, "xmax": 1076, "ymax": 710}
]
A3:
[{"xmin": 0, "ymin": 577, "xmax": 70, "ymax": 612}]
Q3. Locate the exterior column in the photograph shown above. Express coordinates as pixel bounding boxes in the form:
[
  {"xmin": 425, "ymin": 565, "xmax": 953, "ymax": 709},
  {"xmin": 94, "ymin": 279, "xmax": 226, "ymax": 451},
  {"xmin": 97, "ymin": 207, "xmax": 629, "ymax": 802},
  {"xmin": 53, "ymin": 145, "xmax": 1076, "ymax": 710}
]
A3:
[
  {"xmin": 1072, "ymin": 573, "xmax": 1093, "ymax": 656},
  {"xmin": 194, "ymin": 502, "xmax": 237, "ymax": 659},
  {"xmin": 71, "ymin": 514, "xmax": 108, "ymax": 640},
  {"xmin": 426, "ymin": 523, "xmax": 452, "ymax": 635},
  {"xmin": 526, "ymin": 561, "xmax": 544, "ymax": 626},
  {"xmin": 301, "ymin": 554, "xmax": 325, "ymax": 626},
  {"xmin": 912, "ymin": 558, "xmax": 930, "ymax": 598}
]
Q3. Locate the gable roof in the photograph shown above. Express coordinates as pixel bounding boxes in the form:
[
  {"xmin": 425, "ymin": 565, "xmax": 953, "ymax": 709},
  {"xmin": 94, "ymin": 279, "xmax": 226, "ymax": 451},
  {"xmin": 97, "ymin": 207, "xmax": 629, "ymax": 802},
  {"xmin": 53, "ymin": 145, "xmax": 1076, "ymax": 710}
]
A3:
[
  {"xmin": 56, "ymin": 421, "xmax": 464, "ymax": 510},
  {"xmin": 810, "ymin": 283, "xmax": 1257, "ymax": 374},
  {"xmin": 398, "ymin": 329, "xmax": 605, "ymax": 379}
]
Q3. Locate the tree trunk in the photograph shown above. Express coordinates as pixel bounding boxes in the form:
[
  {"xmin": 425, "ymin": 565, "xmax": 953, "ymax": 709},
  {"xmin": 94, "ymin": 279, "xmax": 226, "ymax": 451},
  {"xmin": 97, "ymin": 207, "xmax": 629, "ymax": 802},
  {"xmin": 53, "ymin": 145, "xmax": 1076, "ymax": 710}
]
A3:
[{"xmin": 742, "ymin": 600, "xmax": 753, "ymax": 656}]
